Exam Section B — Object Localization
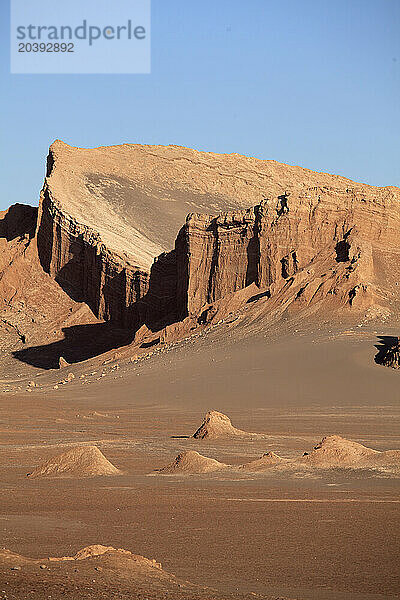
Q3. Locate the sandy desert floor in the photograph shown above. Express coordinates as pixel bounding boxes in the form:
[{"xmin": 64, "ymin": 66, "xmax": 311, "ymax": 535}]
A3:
[{"xmin": 0, "ymin": 323, "xmax": 399, "ymax": 600}]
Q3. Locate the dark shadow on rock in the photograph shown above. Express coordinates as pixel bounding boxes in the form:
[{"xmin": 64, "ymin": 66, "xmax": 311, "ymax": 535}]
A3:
[
  {"xmin": 0, "ymin": 204, "xmax": 37, "ymax": 241},
  {"xmin": 12, "ymin": 323, "xmax": 135, "ymax": 370},
  {"xmin": 245, "ymin": 204, "xmax": 261, "ymax": 287},
  {"xmin": 335, "ymin": 240, "xmax": 350, "ymax": 262},
  {"xmin": 140, "ymin": 338, "xmax": 160, "ymax": 349},
  {"xmin": 247, "ymin": 290, "xmax": 270, "ymax": 303},
  {"xmin": 374, "ymin": 335, "xmax": 399, "ymax": 365},
  {"xmin": 276, "ymin": 193, "xmax": 289, "ymax": 216},
  {"xmin": 12, "ymin": 247, "xmax": 187, "ymax": 369}
]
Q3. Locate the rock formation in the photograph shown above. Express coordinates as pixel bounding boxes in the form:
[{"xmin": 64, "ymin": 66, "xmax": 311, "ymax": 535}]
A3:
[
  {"xmin": 34, "ymin": 141, "xmax": 400, "ymax": 336},
  {"xmin": 192, "ymin": 410, "xmax": 257, "ymax": 439},
  {"xmin": 44, "ymin": 545, "xmax": 161, "ymax": 569},
  {"xmin": 299, "ymin": 435, "xmax": 400, "ymax": 468},
  {"xmin": 0, "ymin": 544, "xmax": 162, "ymax": 569},
  {"xmin": 1, "ymin": 141, "xmax": 399, "ymax": 368},
  {"xmin": 375, "ymin": 338, "xmax": 400, "ymax": 369},
  {"xmin": 239, "ymin": 451, "xmax": 285, "ymax": 471},
  {"xmin": 154, "ymin": 450, "xmax": 227, "ymax": 474},
  {"xmin": 0, "ymin": 544, "xmax": 275, "ymax": 600},
  {"xmin": 27, "ymin": 445, "xmax": 120, "ymax": 478},
  {"xmin": 35, "ymin": 141, "xmax": 248, "ymax": 329},
  {"xmin": 0, "ymin": 203, "xmax": 97, "ymax": 357}
]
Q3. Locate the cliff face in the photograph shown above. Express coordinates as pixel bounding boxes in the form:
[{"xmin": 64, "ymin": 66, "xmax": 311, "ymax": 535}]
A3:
[
  {"xmin": 35, "ymin": 140, "xmax": 249, "ymax": 328},
  {"xmin": 0, "ymin": 204, "xmax": 98, "ymax": 355},
  {"xmin": 37, "ymin": 183, "xmax": 150, "ymax": 326},
  {"xmin": 35, "ymin": 141, "xmax": 400, "ymax": 334},
  {"xmin": 176, "ymin": 184, "xmax": 400, "ymax": 319}
]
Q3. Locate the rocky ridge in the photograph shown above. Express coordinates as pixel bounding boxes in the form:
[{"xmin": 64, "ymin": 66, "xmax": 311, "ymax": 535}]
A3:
[
  {"xmin": 2, "ymin": 141, "xmax": 400, "ymax": 366},
  {"xmin": 36, "ymin": 141, "xmax": 400, "ymax": 334}
]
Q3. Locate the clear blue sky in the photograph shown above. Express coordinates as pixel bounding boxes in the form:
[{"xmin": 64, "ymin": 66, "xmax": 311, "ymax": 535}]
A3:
[{"xmin": 0, "ymin": 0, "xmax": 399, "ymax": 210}]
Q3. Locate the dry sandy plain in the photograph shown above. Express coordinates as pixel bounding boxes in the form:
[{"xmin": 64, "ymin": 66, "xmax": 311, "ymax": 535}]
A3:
[{"xmin": 0, "ymin": 321, "xmax": 399, "ymax": 600}]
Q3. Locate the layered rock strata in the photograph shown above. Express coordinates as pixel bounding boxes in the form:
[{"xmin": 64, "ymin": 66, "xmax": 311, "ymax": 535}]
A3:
[{"xmin": 35, "ymin": 141, "xmax": 400, "ymax": 331}]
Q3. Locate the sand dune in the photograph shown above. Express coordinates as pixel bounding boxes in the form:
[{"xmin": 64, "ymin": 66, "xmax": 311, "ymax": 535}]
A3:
[
  {"xmin": 193, "ymin": 410, "xmax": 258, "ymax": 439},
  {"xmin": 27, "ymin": 446, "xmax": 120, "ymax": 478}
]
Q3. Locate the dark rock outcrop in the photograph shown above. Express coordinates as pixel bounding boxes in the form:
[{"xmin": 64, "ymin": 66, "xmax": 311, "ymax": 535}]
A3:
[{"xmin": 375, "ymin": 338, "xmax": 400, "ymax": 369}]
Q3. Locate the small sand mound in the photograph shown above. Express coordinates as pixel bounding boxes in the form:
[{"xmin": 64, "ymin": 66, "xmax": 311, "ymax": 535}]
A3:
[
  {"xmin": 155, "ymin": 450, "xmax": 227, "ymax": 474},
  {"xmin": 73, "ymin": 545, "xmax": 130, "ymax": 560},
  {"xmin": 27, "ymin": 446, "xmax": 120, "ymax": 478},
  {"xmin": 0, "ymin": 545, "xmax": 162, "ymax": 570},
  {"xmin": 48, "ymin": 545, "xmax": 161, "ymax": 568},
  {"xmin": 193, "ymin": 410, "xmax": 256, "ymax": 439},
  {"xmin": 300, "ymin": 435, "xmax": 382, "ymax": 467},
  {"xmin": 48, "ymin": 545, "xmax": 130, "ymax": 562},
  {"xmin": 240, "ymin": 451, "xmax": 284, "ymax": 471}
]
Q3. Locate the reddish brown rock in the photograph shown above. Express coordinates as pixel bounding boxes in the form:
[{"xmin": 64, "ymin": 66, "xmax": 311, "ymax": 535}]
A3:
[{"xmin": 7, "ymin": 140, "xmax": 400, "ymax": 353}]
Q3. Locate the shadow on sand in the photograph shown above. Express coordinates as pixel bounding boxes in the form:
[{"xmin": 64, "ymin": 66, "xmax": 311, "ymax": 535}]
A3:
[
  {"xmin": 12, "ymin": 323, "xmax": 135, "ymax": 369},
  {"xmin": 374, "ymin": 335, "xmax": 399, "ymax": 365}
]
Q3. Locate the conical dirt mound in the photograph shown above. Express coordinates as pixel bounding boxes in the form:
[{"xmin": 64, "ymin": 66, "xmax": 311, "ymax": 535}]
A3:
[
  {"xmin": 47, "ymin": 545, "xmax": 161, "ymax": 568},
  {"xmin": 193, "ymin": 410, "xmax": 256, "ymax": 439},
  {"xmin": 299, "ymin": 435, "xmax": 379, "ymax": 467},
  {"xmin": 240, "ymin": 451, "xmax": 284, "ymax": 471},
  {"xmin": 27, "ymin": 446, "xmax": 120, "ymax": 478},
  {"xmin": 0, "ymin": 544, "xmax": 162, "ymax": 571},
  {"xmin": 155, "ymin": 450, "xmax": 227, "ymax": 474}
]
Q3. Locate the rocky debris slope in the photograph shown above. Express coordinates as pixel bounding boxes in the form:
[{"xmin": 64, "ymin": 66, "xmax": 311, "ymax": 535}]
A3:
[
  {"xmin": 0, "ymin": 204, "xmax": 98, "ymax": 358},
  {"xmin": 192, "ymin": 410, "xmax": 258, "ymax": 439},
  {"xmin": 154, "ymin": 450, "xmax": 227, "ymax": 474},
  {"xmin": 35, "ymin": 141, "xmax": 400, "ymax": 335},
  {"xmin": 27, "ymin": 445, "xmax": 120, "ymax": 478}
]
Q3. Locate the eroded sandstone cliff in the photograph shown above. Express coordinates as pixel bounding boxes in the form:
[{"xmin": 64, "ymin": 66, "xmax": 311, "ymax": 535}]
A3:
[{"xmin": 34, "ymin": 141, "xmax": 400, "ymax": 336}]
